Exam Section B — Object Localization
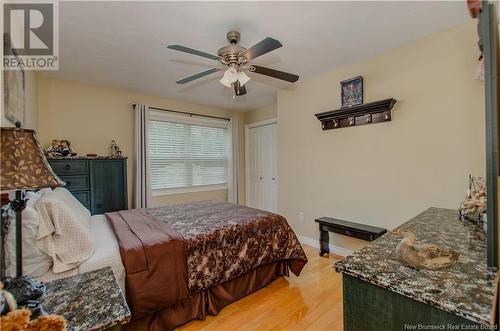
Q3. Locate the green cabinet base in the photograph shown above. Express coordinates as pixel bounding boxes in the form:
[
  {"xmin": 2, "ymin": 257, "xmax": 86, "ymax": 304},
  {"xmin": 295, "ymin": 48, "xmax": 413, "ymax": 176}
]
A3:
[{"xmin": 343, "ymin": 274, "xmax": 481, "ymax": 331}]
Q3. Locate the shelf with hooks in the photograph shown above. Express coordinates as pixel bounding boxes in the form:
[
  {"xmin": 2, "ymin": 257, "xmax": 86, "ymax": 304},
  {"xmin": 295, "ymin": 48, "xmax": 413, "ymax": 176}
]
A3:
[{"xmin": 315, "ymin": 98, "xmax": 397, "ymax": 131}]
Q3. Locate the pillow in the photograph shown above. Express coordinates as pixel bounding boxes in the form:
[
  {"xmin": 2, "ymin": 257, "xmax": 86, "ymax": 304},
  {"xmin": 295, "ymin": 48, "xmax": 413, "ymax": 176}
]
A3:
[
  {"xmin": 35, "ymin": 192, "xmax": 95, "ymax": 273},
  {"xmin": 4, "ymin": 189, "xmax": 53, "ymax": 278},
  {"xmin": 51, "ymin": 188, "xmax": 91, "ymax": 233}
]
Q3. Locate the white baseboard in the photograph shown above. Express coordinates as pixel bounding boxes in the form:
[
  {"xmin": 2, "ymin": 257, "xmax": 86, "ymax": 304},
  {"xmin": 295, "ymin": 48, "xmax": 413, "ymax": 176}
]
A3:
[{"xmin": 298, "ymin": 235, "xmax": 354, "ymax": 257}]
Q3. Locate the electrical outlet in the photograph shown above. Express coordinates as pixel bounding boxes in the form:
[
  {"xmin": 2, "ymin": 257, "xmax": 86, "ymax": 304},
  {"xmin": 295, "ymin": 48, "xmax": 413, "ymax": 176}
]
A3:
[{"xmin": 298, "ymin": 212, "xmax": 304, "ymax": 222}]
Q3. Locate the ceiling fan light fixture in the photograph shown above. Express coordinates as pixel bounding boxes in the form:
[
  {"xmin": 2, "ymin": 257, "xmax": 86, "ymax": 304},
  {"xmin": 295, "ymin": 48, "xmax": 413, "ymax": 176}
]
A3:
[
  {"xmin": 219, "ymin": 67, "xmax": 238, "ymax": 88},
  {"xmin": 237, "ymin": 71, "xmax": 251, "ymax": 87}
]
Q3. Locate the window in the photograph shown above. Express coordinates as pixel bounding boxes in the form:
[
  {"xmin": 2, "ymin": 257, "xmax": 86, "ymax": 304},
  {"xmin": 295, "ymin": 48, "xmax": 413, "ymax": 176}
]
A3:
[{"xmin": 148, "ymin": 112, "xmax": 228, "ymax": 193}]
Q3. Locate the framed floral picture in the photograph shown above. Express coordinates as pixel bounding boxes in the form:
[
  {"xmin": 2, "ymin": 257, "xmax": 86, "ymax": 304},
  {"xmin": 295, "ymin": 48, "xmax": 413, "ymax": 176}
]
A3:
[{"xmin": 341, "ymin": 76, "xmax": 363, "ymax": 108}]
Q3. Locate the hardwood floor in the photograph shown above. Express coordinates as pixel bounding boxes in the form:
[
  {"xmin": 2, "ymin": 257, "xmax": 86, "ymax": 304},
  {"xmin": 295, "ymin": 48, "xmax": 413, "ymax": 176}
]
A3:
[{"xmin": 177, "ymin": 245, "xmax": 344, "ymax": 331}]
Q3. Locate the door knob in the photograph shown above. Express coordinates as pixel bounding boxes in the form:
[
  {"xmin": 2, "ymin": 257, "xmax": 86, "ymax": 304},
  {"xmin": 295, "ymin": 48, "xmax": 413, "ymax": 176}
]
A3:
[
  {"xmin": 259, "ymin": 177, "xmax": 263, "ymax": 180},
  {"xmin": 272, "ymin": 177, "xmax": 275, "ymax": 181}
]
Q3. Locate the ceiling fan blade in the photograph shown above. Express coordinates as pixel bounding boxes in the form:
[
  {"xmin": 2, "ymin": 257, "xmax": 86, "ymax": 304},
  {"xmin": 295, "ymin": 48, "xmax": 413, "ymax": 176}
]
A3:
[
  {"xmin": 234, "ymin": 80, "xmax": 247, "ymax": 96},
  {"xmin": 176, "ymin": 68, "xmax": 221, "ymax": 84},
  {"xmin": 239, "ymin": 38, "xmax": 283, "ymax": 61},
  {"xmin": 249, "ymin": 65, "xmax": 299, "ymax": 83},
  {"xmin": 167, "ymin": 45, "xmax": 219, "ymax": 61}
]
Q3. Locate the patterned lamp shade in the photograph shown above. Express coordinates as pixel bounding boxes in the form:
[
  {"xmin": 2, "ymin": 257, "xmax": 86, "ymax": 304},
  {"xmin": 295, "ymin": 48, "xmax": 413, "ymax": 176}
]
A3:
[{"xmin": 1, "ymin": 127, "xmax": 64, "ymax": 191}]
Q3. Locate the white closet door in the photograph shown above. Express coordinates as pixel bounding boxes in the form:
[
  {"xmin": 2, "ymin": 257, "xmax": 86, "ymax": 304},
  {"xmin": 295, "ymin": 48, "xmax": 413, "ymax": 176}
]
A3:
[
  {"xmin": 247, "ymin": 123, "xmax": 277, "ymax": 212},
  {"xmin": 268, "ymin": 124, "xmax": 277, "ymax": 212}
]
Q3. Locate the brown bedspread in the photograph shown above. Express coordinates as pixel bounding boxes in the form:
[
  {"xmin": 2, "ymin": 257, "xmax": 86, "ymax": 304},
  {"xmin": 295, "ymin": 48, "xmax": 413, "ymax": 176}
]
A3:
[
  {"xmin": 106, "ymin": 209, "xmax": 188, "ymax": 319},
  {"xmin": 106, "ymin": 201, "xmax": 307, "ymax": 320}
]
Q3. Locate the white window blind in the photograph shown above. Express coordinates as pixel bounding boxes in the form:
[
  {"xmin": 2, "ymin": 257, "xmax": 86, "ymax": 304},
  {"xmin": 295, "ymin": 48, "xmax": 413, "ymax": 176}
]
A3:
[{"xmin": 148, "ymin": 115, "xmax": 228, "ymax": 191}]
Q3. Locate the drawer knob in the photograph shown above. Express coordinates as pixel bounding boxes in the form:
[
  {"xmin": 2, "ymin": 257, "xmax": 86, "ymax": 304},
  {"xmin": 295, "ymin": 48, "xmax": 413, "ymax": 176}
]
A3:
[
  {"xmin": 64, "ymin": 165, "xmax": 71, "ymax": 170},
  {"xmin": 96, "ymin": 203, "xmax": 103, "ymax": 208},
  {"xmin": 65, "ymin": 181, "xmax": 71, "ymax": 187}
]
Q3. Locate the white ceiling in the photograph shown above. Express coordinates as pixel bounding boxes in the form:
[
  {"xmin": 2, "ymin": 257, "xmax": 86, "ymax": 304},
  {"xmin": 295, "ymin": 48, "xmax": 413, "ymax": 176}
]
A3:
[{"xmin": 46, "ymin": 1, "xmax": 469, "ymax": 111}]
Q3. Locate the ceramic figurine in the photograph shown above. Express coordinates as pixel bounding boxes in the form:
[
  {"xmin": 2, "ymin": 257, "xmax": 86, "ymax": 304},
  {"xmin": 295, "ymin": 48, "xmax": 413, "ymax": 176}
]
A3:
[
  {"xmin": 45, "ymin": 139, "xmax": 77, "ymax": 157},
  {"xmin": 110, "ymin": 140, "xmax": 122, "ymax": 158},
  {"xmin": 459, "ymin": 175, "xmax": 486, "ymax": 220},
  {"xmin": 395, "ymin": 230, "xmax": 459, "ymax": 270}
]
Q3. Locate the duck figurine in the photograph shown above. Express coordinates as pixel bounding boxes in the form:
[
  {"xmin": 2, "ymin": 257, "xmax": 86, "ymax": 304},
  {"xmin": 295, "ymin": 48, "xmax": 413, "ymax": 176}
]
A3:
[{"xmin": 395, "ymin": 230, "xmax": 459, "ymax": 270}]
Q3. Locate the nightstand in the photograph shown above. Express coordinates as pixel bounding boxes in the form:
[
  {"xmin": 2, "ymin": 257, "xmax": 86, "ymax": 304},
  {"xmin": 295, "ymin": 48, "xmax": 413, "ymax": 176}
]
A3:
[{"xmin": 41, "ymin": 267, "xmax": 130, "ymax": 331}]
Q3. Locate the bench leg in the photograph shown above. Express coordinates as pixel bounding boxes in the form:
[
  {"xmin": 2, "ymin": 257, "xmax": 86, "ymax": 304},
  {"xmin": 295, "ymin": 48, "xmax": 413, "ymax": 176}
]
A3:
[{"xmin": 319, "ymin": 227, "xmax": 330, "ymax": 256}]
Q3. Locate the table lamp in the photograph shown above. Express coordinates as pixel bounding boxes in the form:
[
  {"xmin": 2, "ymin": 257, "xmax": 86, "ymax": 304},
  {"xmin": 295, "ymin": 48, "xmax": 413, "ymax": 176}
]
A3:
[{"xmin": 0, "ymin": 124, "xmax": 64, "ymax": 312}]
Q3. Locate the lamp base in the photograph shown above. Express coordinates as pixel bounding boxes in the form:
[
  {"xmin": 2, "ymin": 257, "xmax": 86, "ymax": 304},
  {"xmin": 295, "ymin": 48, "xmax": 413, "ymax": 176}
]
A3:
[{"xmin": 4, "ymin": 275, "xmax": 47, "ymax": 318}]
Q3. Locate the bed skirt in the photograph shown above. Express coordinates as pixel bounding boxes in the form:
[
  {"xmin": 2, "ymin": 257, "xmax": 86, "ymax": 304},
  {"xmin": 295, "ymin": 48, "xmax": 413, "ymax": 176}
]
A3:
[{"xmin": 124, "ymin": 260, "xmax": 293, "ymax": 331}]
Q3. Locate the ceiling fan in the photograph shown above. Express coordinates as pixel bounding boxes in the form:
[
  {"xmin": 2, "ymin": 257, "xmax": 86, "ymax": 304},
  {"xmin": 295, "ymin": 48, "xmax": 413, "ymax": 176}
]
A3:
[{"xmin": 167, "ymin": 31, "xmax": 299, "ymax": 96}]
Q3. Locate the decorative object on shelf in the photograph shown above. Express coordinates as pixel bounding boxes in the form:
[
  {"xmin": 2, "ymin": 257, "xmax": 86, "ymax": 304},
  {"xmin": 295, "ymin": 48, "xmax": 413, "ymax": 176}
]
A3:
[
  {"xmin": 341, "ymin": 76, "xmax": 363, "ymax": 108},
  {"xmin": 0, "ymin": 125, "xmax": 64, "ymax": 316},
  {"xmin": 459, "ymin": 175, "xmax": 486, "ymax": 223},
  {"xmin": 45, "ymin": 139, "xmax": 77, "ymax": 158},
  {"xmin": 3, "ymin": 36, "xmax": 25, "ymax": 127},
  {"xmin": 315, "ymin": 98, "xmax": 397, "ymax": 131},
  {"xmin": 395, "ymin": 230, "xmax": 459, "ymax": 270},
  {"xmin": 110, "ymin": 140, "xmax": 122, "ymax": 158}
]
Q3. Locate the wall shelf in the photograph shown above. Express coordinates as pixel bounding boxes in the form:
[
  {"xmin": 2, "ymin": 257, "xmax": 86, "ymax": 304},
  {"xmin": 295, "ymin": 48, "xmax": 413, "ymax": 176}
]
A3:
[{"xmin": 315, "ymin": 98, "xmax": 397, "ymax": 131}]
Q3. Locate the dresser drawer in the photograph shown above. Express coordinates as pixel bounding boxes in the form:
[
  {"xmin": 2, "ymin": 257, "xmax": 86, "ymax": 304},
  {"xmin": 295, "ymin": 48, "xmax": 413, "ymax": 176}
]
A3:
[
  {"xmin": 49, "ymin": 160, "xmax": 88, "ymax": 175},
  {"xmin": 71, "ymin": 191, "xmax": 90, "ymax": 205},
  {"xmin": 59, "ymin": 175, "xmax": 89, "ymax": 191}
]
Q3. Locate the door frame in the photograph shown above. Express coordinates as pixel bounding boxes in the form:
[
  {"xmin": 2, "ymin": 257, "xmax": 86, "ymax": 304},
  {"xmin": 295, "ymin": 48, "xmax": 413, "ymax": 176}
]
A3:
[{"xmin": 245, "ymin": 118, "xmax": 278, "ymax": 207}]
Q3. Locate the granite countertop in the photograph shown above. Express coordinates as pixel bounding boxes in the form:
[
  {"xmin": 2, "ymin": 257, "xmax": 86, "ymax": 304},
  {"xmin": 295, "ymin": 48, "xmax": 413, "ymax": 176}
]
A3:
[
  {"xmin": 42, "ymin": 267, "xmax": 131, "ymax": 331},
  {"xmin": 335, "ymin": 207, "xmax": 498, "ymax": 325}
]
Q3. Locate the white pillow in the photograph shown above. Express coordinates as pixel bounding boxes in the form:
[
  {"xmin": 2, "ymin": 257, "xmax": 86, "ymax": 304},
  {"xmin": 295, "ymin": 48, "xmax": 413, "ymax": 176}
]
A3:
[
  {"xmin": 51, "ymin": 188, "xmax": 91, "ymax": 233},
  {"xmin": 5, "ymin": 189, "xmax": 53, "ymax": 278},
  {"xmin": 35, "ymin": 192, "xmax": 95, "ymax": 273}
]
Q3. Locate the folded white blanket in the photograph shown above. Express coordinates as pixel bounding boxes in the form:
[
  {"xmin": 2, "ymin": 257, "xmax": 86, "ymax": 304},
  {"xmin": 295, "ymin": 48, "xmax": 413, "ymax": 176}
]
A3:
[{"xmin": 35, "ymin": 194, "xmax": 94, "ymax": 273}]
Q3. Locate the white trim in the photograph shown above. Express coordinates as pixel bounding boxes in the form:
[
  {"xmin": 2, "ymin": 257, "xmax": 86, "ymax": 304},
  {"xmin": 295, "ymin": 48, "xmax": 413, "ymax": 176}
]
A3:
[
  {"xmin": 152, "ymin": 184, "xmax": 228, "ymax": 196},
  {"xmin": 297, "ymin": 235, "xmax": 354, "ymax": 257},
  {"xmin": 245, "ymin": 118, "xmax": 278, "ymax": 207}
]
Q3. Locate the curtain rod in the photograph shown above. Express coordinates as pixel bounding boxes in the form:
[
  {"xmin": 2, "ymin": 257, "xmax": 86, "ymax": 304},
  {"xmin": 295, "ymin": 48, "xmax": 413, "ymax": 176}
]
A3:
[{"xmin": 133, "ymin": 104, "xmax": 230, "ymax": 121}]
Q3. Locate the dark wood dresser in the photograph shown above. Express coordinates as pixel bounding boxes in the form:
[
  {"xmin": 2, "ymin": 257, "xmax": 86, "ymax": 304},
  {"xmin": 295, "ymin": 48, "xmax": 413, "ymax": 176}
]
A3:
[{"xmin": 48, "ymin": 157, "xmax": 128, "ymax": 215}]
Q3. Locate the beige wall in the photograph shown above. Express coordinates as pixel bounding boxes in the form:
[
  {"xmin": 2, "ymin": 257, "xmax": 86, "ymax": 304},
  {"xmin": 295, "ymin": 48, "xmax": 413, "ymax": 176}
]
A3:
[
  {"xmin": 1, "ymin": 71, "xmax": 38, "ymax": 130},
  {"xmin": 277, "ymin": 22, "xmax": 486, "ymax": 252},
  {"xmin": 244, "ymin": 103, "xmax": 277, "ymax": 125},
  {"xmin": 37, "ymin": 76, "xmax": 246, "ymax": 208}
]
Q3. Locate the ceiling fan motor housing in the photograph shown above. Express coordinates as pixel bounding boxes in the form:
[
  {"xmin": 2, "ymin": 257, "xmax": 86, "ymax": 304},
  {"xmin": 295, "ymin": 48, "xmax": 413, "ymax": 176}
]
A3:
[{"xmin": 217, "ymin": 31, "xmax": 248, "ymax": 65}]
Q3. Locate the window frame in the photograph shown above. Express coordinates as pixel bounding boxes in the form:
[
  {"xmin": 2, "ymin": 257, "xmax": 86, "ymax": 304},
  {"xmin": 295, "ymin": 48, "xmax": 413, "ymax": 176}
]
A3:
[{"xmin": 148, "ymin": 110, "xmax": 229, "ymax": 195}]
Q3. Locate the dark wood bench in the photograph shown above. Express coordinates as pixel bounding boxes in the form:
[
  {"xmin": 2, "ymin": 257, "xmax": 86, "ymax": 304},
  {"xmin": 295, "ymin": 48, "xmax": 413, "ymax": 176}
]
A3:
[{"xmin": 315, "ymin": 217, "xmax": 387, "ymax": 256}]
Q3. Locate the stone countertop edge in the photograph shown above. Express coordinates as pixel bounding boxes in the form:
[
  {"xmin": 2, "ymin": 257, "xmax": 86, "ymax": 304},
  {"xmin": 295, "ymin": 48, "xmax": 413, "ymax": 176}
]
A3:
[{"xmin": 334, "ymin": 207, "xmax": 498, "ymax": 326}]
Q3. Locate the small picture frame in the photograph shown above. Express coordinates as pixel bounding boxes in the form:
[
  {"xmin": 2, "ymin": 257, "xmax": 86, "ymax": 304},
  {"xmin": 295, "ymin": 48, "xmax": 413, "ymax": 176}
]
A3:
[{"xmin": 341, "ymin": 76, "xmax": 363, "ymax": 108}]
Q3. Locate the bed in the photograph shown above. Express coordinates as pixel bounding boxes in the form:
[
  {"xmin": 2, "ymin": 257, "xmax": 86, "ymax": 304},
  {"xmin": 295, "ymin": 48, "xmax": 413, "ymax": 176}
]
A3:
[
  {"xmin": 106, "ymin": 200, "xmax": 308, "ymax": 330},
  {"xmin": 4, "ymin": 188, "xmax": 307, "ymax": 331}
]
